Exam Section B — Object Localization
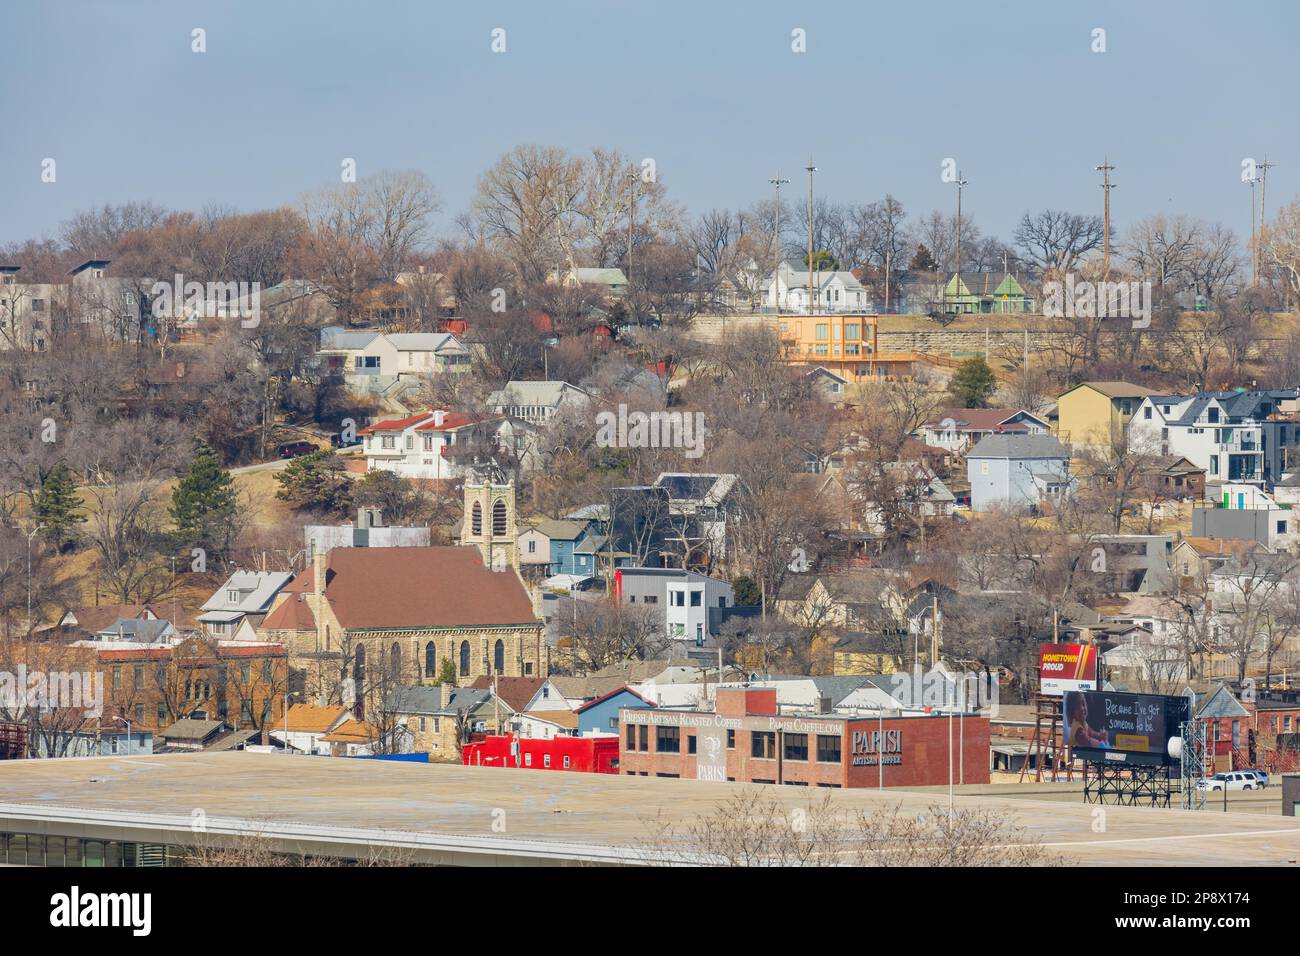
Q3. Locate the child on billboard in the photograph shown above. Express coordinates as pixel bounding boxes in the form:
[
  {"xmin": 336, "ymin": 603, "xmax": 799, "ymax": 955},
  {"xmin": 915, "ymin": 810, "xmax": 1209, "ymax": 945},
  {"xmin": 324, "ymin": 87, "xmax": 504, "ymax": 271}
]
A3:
[{"xmin": 1065, "ymin": 692, "xmax": 1109, "ymax": 749}]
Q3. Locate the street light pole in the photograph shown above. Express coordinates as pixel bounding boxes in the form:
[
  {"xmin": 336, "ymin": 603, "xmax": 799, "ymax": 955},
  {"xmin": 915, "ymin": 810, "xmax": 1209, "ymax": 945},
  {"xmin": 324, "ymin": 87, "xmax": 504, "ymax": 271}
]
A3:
[
  {"xmin": 25, "ymin": 524, "xmax": 43, "ymax": 632},
  {"xmin": 768, "ymin": 173, "xmax": 790, "ymax": 313},
  {"xmin": 805, "ymin": 158, "xmax": 817, "ymax": 315},
  {"xmin": 953, "ymin": 172, "xmax": 969, "ymax": 308}
]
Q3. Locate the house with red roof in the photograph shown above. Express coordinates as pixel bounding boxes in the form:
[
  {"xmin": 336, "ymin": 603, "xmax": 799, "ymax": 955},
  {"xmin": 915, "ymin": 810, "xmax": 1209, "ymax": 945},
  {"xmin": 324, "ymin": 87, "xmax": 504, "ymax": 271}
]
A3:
[
  {"xmin": 919, "ymin": 408, "xmax": 1049, "ymax": 453},
  {"xmin": 360, "ymin": 408, "xmax": 522, "ymax": 480}
]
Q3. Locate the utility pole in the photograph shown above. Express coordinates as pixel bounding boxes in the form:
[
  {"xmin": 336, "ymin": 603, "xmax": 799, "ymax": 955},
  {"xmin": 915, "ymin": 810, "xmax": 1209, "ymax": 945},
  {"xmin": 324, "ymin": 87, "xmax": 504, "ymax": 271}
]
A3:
[
  {"xmin": 768, "ymin": 173, "xmax": 790, "ymax": 313},
  {"xmin": 1258, "ymin": 156, "xmax": 1275, "ymax": 284},
  {"xmin": 953, "ymin": 171, "xmax": 968, "ymax": 311},
  {"xmin": 1096, "ymin": 158, "xmax": 1115, "ymax": 278},
  {"xmin": 805, "ymin": 158, "xmax": 817, "ymax": 315},
  {"xmin": 626, "ymin": 172, "xmax": 638, "ymax": 287},
  {"xmin": 1248, "ymin": 175, "xmax": 1258, "ymax": 286}
]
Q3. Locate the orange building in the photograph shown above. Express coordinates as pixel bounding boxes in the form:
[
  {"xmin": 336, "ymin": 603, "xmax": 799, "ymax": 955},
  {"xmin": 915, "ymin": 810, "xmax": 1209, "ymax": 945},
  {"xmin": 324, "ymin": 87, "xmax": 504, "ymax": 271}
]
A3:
[{"xmin": 777, "ymin": 314, "xmax": 957, "ymax": 383}]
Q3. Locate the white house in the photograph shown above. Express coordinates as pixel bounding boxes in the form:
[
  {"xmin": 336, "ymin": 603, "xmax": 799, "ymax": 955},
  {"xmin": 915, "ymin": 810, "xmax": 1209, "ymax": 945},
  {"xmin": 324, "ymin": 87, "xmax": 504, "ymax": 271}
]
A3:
[
  {"xmin": 1128, "ymin": 389, "xmax": 1300, "ymax": 487},
  {"xmin": 198, "ymin": 570, "xmax": 295, "ymax": 636},
  {"xmin": 919, "ymin": 408, "xmax": 1049, "ymax": 453},
  {"xmin": 765, "ymin": 261, "xmax": 872, "ymax": 314},
  {"xmin": 487, "ymin": 380, "xmax": 593, "ymax": 426},
  {"xmin": 360, "ymin": 408, "xmax": 521, "ymax": 480},
  {"xmin": 319, "ymin": 327, "xmax": 469, "ymax": 389}
]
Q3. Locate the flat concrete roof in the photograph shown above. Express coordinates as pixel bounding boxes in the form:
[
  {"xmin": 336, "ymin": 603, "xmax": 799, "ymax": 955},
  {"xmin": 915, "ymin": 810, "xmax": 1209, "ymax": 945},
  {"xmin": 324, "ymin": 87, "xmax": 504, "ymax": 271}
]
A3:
[{"xmin": 1, "ymin": 753, "xmax": 1299, "ymax": 866}]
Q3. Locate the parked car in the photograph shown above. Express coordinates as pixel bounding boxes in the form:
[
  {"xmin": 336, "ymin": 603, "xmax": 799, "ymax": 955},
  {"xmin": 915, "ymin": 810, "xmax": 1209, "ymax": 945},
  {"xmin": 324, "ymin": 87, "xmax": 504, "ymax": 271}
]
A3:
[
  {"xmin": 1195, "ymin": 771, "xmax": 1258, "ymax": 792},
  {"xmin": 1240, "ymin": 769, "xmax": 1270, "ymax": 788},
  {"xmin": 277, "ymin": 440, "xmax": 318, "ymax": 459},
  {"xmin": 330, "ymin": 432, "xmax": 361, "ymax": 448}
]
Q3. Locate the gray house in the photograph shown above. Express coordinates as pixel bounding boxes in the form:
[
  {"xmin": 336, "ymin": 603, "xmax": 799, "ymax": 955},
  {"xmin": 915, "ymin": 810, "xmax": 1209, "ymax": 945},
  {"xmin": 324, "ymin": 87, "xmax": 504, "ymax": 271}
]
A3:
[{"xmin": 967, "ymin": 433, "xmax": 1073, "ymax": 513}]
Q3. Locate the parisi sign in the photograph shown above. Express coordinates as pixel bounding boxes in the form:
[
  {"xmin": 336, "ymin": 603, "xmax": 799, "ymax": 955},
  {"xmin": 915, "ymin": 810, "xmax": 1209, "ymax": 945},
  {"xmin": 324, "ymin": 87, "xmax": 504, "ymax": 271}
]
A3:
[{"xmin": 850, "ymin": 728, "xmax": 903, "ymax": 767}]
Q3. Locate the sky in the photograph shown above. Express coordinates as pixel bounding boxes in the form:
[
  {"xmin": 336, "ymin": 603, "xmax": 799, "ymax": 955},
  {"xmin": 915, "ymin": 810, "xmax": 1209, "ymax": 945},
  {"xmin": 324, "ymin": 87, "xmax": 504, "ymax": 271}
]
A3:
[{"xmin": 1, "ymin": 0, "xmax": 1297, "ymax": 248}]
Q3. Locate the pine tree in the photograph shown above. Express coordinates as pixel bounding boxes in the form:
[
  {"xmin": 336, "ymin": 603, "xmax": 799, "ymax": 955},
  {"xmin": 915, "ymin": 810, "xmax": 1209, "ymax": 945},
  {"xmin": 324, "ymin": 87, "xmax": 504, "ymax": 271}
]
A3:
[
  {"xmin": 949, "ymin": 356, "xmax": 998, "ymax": 408},
  {"xmin": 171, "ymin": 438, "xmax": 238, "ymax": 555},
  {"xmin": 35, "ymin": 461, "xmax": 85, "ymax": 551}
]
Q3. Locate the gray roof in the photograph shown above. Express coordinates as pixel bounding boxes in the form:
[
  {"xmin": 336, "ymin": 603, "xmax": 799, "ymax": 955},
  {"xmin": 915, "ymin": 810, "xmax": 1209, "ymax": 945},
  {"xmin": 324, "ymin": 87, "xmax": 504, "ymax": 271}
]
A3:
[
  {"xmin": 1197, "ymin": 685, "xmax": 1250, "ymax": 719},
  {"xmin": 97, "ymin": 618, "xmax": 172, "ymax": 643},
  {"xmin": 528, "ymin": 519, "xmax": 589, "ymax": 541},
  {"xmin": 967, "ymin": 433, "xmax": 1069, "ymax": 460},
  {"xmin": 488, "ymin": 380, "xmax": 592, "ymax": 410},
  {"xmin": 391, "ymin": 685, "xmax": 490, "ymax": 716},
  {"xmin": 160, "ymin": 718, "xmax": 225, "ymax": 741},
  {"xmin": 320, "ymin": 326, "xmax": 379, "ymax": 350},
  {"xmin": 200, "ymin": 571, "xmax": 294, "ymax": 616}
]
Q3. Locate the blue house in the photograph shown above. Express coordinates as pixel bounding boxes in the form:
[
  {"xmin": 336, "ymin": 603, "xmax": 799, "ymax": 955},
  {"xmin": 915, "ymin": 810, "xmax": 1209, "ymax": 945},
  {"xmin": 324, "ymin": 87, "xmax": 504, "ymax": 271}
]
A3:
[
  {"xmin": 967, "ymin": 433, "xmax": 1073, "ymax": 513},
  {"xmin": 575, "ymin": 686, "xmax": 652, "ymax": 735},
  {"xmin": 519, "ymin": 519, "xmax": 597, "ymax": 577}
]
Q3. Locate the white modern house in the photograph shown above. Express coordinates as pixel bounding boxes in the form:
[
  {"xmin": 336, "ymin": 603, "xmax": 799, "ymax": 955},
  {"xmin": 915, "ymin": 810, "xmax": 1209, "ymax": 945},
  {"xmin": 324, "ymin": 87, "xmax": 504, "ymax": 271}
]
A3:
[
  {"xmin": 765, "ymin": 261, "xmax": 872, "ymax": 314},
  {"xmin": 1128, "ymin": 389, "xmax": 1300, "ymax": 488},
  {"xmin": 615, "ymin": 567, "xmax": 735, "ymax": 649}
]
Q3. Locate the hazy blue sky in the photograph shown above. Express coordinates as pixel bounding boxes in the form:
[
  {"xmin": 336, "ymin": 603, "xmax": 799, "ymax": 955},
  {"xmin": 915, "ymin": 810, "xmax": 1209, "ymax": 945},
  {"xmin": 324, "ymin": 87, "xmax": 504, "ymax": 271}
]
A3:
[{"xmin": 1, "ymin": 0, "xmax": 1296, "ymax": 246}]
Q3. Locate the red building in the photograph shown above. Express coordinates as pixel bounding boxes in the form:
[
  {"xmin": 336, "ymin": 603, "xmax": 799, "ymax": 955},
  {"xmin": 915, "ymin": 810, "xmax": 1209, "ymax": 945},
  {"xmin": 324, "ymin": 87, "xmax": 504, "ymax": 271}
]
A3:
[
  {"xmin": 462, "ymin": 734, "xmax": 620, "ymax": 774},
  {"xmin": 617, "ymin": 687, "xmax": 990, "ymax": 788}
]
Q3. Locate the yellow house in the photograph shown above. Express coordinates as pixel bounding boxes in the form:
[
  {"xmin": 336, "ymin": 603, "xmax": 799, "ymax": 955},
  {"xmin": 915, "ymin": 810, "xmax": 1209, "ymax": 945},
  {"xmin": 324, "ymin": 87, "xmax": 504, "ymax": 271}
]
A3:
[{"xmin": 1056, "ymin": 381, "xmax": 1160, "ymax": 448}]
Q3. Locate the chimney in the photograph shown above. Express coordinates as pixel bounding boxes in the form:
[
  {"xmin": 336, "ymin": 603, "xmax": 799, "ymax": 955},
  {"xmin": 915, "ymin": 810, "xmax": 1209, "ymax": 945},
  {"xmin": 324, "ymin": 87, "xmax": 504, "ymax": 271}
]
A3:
[
  {"xmin": 432, "ymin": 408, "xmax": 447, "ymax": 427},
  {"xmin": 312, "ymin": 549, "xmax": 327, "ymax": 598}
]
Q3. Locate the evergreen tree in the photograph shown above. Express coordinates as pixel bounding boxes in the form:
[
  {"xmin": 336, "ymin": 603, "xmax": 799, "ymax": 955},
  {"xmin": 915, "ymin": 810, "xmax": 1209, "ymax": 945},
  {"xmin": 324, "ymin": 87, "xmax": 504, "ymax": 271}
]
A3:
[
  {"xmin": 35, "ymin": 461, "xmax": 85, "ymax": 551},
  {"xmin": 274, "ymin": 449, "xmax": 352, "ymax": 514},
  {"xmin": 438, "ymin": 658, "xmax": 458, "ymax": 686},
  {"xmin": 171, "ymin": 438, "xmax": 238, "ymax": 555},
  {"xmin": 949, "ymin": 356, "xmax": 998, "ymax": 408}
]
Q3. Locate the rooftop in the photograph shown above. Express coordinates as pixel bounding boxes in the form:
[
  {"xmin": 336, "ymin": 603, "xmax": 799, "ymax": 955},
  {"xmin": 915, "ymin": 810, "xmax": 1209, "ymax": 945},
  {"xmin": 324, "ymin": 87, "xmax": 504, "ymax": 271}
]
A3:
[{"xmin": 0, "ymin": 753, "xmax": 1296, "ymax": 866}]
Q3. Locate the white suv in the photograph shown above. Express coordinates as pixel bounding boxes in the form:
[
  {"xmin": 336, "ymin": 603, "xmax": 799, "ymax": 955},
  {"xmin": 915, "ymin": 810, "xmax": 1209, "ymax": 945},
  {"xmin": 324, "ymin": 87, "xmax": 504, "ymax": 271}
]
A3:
[{"xmin": 1196, "ymin": 771, "xmax": 1258, "ymax": 792}]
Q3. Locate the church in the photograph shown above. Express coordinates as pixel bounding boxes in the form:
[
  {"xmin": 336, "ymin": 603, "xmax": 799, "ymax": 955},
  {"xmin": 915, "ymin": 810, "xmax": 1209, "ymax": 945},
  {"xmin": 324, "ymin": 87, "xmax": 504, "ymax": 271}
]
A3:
[{"xmin": 259, "ymin": 482, "xmax": 548, "ymax": 706}]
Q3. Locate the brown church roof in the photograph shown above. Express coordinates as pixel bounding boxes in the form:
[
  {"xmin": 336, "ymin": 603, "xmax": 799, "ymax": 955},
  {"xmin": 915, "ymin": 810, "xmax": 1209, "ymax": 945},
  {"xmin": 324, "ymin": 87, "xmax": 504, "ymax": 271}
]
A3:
[
  {"xmin": 324, "ymin": 546, "xmax": 537, "ymax": 631},
  {"xmin": 261, "ymin": 593, "xmax": 317, "ymax": 631}
]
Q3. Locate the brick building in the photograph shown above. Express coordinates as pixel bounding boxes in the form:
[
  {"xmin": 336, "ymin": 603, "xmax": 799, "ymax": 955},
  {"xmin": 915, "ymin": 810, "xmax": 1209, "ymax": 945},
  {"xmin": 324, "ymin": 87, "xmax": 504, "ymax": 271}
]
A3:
[{"xmin": 617, "ymin": 687, "xmax": 989, "ymax": 787}]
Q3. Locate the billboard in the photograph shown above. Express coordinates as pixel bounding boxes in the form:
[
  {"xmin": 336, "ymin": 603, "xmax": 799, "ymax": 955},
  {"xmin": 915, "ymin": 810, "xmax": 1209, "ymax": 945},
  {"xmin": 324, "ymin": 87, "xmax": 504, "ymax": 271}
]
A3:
[
  {"xmin": 1039, "ymin": 643, "xmax": 1098, "ymax": 695},
  {"xmin": 1062, "ymin": 691, "xmax": 1190, "ymax": 766}
]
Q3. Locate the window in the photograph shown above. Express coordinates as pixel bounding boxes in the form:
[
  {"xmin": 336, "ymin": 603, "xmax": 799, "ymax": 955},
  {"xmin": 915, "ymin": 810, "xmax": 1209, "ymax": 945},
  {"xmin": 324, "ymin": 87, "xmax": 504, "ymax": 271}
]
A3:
[
  {"xmin": 563, "ymin": 756, "xmax": 571, "ymax": 769},
  {"xmin": 670, "ymin": 591, "xmax": 685, "ymax": 607},
  {"xmin": 459, "ymin": 640, "xmax": 470, "ymax": 676},
  {"xmin": 726, "ymin": 729, "xmax": 735, "ymax": 749},
  {"xmin": 656, "ymin": 726, "xmax": 680, "ymax": 753},
  {"xmin": 544, "ymin": 754, "xmax": 551, "ymax": 768},
  {"xmin": 423, "ymin": 434, "xmax": 434, "ymax": 451},
  {"xmin": 845, "ymin": 323, "xmax": 859, "ymax": 340},
  {"xmin": 626, "ymin": 724, "xmax": 636, "ymax": 749},
  {"xmin": 1144, "ymin": 407, "xmax": 1152, "ymax": 419},
  {"xmin": 815, "ymin": 324, "xmax": 828, "ymax": 341},
  {"xmin": 492, "ymin": 499, "xmax": 507, "ymax": 536},
  {"xmin": 816, "ymin": 734, "xmax": 841, "ymax": 763},
  {"xmin": 524, "ymin": 753, "xmax": 532, "ymax": 767},
  {"xmin": 695, "ymin": 623, "xmax": 704, "ymax": 646},
  {"xmin": 424, "ymin": 641, "xmax": 436, "ymax": 677},
  {"xmin": 638, "ymin": 724, "xmax": 648, "ymax": 752},
  {"xmin": 527, "ymin": 539, "xmax": 536, "ymax": 553},
  {"xmin": 382, "ymin": 435, "xmax": 395, "ymax": 450},
  {"xmin": 494, "ymin": 639, "xmax": 505, "ymax": 673},
  {"xmin": 643, "ymin": 595, "xmax": 657, "ymax": 604},
  {"xmin": 1210, "ymin": 455, "xmax": 1219, "ymax": 476},
  {"xmin": 751, "ymin": 731, "xmax": 776, "ymax": 759},
  {"xmin": 784, "ymin": 733, "xmax": 808, "ymax": 761},
  {"xmin": 471, "ymin": 501, "xmax": 482, "ymax": 535},
  {"xmin": 1279, "ymin": 521, "xmax": 1289, "ymax": 535},
  {"xmin": 688, "ymin": 735, "xmax": 697, "ymax": 755},
  {"xmin": 690, "ymin": 590, "xmax": 702, "ymax": 607}
]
